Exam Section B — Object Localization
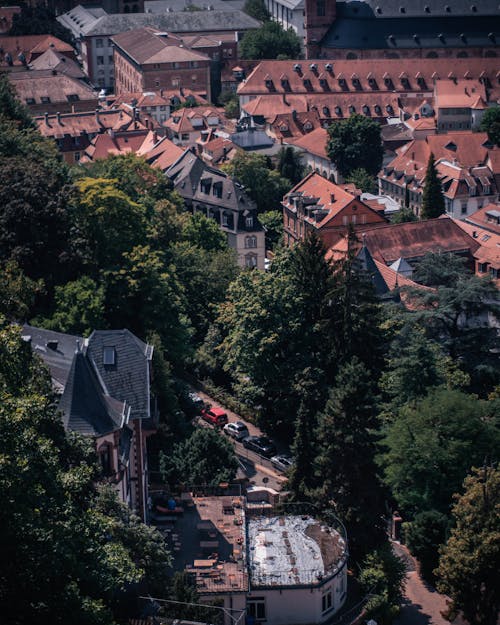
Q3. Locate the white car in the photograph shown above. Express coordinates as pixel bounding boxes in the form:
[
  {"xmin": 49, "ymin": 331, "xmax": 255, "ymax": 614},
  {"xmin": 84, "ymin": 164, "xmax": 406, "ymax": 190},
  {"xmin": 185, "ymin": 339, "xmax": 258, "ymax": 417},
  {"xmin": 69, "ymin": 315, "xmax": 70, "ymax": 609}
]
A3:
[
  {"xmin": 223, "ymin": 421, "xmax": 250, "ymax": 441},
  {"xmin": 270, "ymin": 454, "xmax": 294, "ymax": 473}
]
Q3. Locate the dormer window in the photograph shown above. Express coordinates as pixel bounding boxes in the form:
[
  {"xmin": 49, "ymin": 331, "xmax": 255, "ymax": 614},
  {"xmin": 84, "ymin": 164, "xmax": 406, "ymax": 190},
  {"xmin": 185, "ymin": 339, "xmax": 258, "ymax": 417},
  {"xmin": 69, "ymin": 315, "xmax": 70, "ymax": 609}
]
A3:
[
  {"xmin": 246, "ymin": 216, "xmax": 253, "ymax": 228},
  {"xmin": 103, "ymin": 346, "xmax": 116, "ymax": 366},
  {"xmin": 222, "ymin": 213, "xmax": 229, "ymax": 226}
]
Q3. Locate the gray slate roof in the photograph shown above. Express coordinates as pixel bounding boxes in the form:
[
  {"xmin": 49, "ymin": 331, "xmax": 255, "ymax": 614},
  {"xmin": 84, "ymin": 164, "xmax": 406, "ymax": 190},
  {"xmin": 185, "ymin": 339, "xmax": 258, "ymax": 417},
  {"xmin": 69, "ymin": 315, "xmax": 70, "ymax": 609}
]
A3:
[
  {"xmin": 86, "ymin": 329, "xmax": 153, "ymax": 421},
  {"xmin": 356, "ymin": 244, "xmax": 389, "ymax": 296},
  {"xmin": 323, "ymin": 0, "xmax": 500, "ymax": 49},
  {"xmin": 59, "ymin": 4, "xmax": 260, "ymax": 37},
  {"xmin": 59, "ymin": 350, "xmax": 127, "ymax": 436}
]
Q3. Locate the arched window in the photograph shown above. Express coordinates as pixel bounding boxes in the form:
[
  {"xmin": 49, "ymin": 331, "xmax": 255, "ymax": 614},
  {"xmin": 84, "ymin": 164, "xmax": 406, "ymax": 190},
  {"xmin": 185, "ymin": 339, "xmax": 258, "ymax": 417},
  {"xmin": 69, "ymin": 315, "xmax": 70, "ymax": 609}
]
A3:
[
  {"xmin": 245, "ymin": 235, "xmax": 257, "ymax": 248},
  {"xmin": 98, "ymin": 442, "xmax": 114, "ymax": 477},
  {"xmin": 245, "ymin": 254, "xmax": 257, "ymax": 268}
]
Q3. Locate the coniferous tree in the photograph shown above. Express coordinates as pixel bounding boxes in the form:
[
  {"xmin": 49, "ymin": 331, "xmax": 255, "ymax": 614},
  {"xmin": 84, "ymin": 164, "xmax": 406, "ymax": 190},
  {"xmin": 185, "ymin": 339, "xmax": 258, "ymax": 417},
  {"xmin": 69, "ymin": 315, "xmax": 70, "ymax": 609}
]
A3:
[
  {"xmin": 316, "ymin": 358, "xmax": 387, "ymax": 560},
  {"xmin": 421, "ymin": 153, "xmax": 445, "ymax": 219}
]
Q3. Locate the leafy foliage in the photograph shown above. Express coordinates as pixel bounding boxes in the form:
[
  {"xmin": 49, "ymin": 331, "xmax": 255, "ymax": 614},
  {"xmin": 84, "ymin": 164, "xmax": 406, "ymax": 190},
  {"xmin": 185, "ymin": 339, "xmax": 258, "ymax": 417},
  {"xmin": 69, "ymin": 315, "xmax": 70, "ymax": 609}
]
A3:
[
  {"xmin": 380, "ymin": 388, "xmax": 500, "ymax": 517},
  {"xmin": 259, "ymin": 210, "xmax": 284, "ymax": 250},
  {"xmin": 479, "ymin": 106, "xmax": 500, "ymax": 146},
  {"xmin": 404, "ymin": 509, "xmax": 449, "ymax": 582},
  {"xmin": 436, "ymin": 466, "xmax": 500, "ymax": 625},
  {"xmin": 160, "ymin": 427, "xmax": 238, "ymax": 487},
  {"xmin": 421, "ymin": 153, "xmax": 445, "ymax": 219},
  {"xmin": 9, "ymin": 5, "xmax": 74, "ymax": 44},
  {"xmin": 244, "ymin": 0, "xmax": 271, "ymax": 21},
  {"xmin": 345, "ymin": 167, "xmax": 378, "ymax": 194},
  {"xmin": 277, "ymin": 146, "xmax": 304, "ymax": 185},
  {"xmin": 327, "ymin": 114, "xmax": 383, "ymax": 177},
  {"xmin": 0, "ymin": 260, "xmax": 43, "ymax": 321},
  {"xmin": 239, "ymin": 21, "xmax": 302, "ymax": 60}
]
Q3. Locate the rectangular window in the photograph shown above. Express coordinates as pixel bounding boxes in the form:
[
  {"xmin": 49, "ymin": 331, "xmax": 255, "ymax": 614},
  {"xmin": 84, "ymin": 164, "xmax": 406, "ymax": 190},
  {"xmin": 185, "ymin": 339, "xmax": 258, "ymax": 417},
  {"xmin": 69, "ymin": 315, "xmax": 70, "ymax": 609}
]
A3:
[
  {"xmin": 108, "ymin": 55, "xmax": 113, "ymax": 63},
  {"xmin": 246, "ymin": 216, "xmax": 253, "ymax": 228},
  {"xmin": 478, "ymin": 262, "xmax": 488, "ymax": 273},
  {"xmin": 322, "ymin": 591, "xmax": 333, "ymax": 614},
  {"xmin": 461, "ymin": 202, "xmax": 468, "ymax": 214},
  {"xmin": 247, "ymin": 598, "xmax": 266, "ymax": 620},
  {"xmin": 103, "ymin": 346, "xmax": 116, "ymax": 366},
  {"xmin": 489, "ymin": 267, "xmax": 498, "ymax": 279},
  {"xmin": 74, "ymin": 152, "xmax": 81, "ymax": 162},
  {"xmin": 97, "ymin": 56, "xmax": 104, "ymax": 65},
  {"xmin": 316, "ymin": 0, "xmax": 326, "ymax": 16},
  {"xmin": 222, "ymin": 214, "xmax": 228, "ymax": 226},
  {"xmin": 181, "ymin": 133, "xmax": 189, "ymax": 140},
  {"xmin": 96, "ymin": 38, "xmax": 103, "ymax": 47}
]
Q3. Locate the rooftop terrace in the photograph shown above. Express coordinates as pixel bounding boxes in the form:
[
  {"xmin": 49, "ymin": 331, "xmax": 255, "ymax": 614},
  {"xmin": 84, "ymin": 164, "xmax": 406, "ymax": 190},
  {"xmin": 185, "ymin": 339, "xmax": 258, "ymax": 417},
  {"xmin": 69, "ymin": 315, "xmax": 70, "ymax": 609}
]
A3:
[{"xmin": 247, "ymin": 515, "xmax": 347, "ymax": 588}]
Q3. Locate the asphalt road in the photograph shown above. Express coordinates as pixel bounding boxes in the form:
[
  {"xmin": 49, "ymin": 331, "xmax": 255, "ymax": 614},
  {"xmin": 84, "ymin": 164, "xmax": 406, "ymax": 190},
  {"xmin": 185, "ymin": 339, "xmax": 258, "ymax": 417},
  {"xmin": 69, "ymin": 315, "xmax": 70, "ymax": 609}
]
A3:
[{"xmin": 193, "ymin": 388, "xmax": 289, "ymax": 492}]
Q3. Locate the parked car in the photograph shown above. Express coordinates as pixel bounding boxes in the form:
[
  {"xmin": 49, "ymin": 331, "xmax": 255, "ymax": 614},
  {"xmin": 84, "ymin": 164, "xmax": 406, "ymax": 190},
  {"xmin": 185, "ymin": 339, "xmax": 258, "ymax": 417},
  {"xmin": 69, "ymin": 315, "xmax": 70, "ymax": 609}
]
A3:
[
  {"xmin": 270, "ymin": 454, "xmax": 294, "ymax": 473},
  {"xmin": 201, "ymin": 406, "xmax": 228, "ymax": 427},
  {"xmin": 242, "ymin": 435, "xmax": 277, "ymax": 458},
  {"xmin": 223, "ymin": 421, "xmax": 250, "ymax": 441}
]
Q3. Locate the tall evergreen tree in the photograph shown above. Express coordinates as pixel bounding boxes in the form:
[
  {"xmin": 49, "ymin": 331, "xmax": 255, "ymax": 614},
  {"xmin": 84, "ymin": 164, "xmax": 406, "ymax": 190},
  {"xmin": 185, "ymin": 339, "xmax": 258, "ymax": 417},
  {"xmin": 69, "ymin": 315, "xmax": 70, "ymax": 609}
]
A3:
[
  {"xmin": 421, "ymin": 153, "xmax": 445, "ymax": 219},
  {"xmin": 316, "ymin": 358, "xmax": 387, "ymax": 560}
]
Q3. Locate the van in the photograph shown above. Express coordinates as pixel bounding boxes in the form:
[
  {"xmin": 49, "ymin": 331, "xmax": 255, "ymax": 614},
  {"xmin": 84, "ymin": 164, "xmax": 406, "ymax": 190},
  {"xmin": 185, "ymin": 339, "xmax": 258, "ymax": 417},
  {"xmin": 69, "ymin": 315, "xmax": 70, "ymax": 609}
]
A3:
[{"xmin": 201, "ymin": 406, "xmax": 228, "ymax": 427}]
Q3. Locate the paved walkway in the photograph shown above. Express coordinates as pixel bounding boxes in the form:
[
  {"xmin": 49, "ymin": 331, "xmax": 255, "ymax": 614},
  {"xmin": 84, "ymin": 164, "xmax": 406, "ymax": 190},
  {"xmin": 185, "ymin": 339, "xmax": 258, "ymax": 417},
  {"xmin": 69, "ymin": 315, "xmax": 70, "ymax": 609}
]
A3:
[{"xmin": 393, "ymin": 543, "xmax": 451, "ymax": 625}]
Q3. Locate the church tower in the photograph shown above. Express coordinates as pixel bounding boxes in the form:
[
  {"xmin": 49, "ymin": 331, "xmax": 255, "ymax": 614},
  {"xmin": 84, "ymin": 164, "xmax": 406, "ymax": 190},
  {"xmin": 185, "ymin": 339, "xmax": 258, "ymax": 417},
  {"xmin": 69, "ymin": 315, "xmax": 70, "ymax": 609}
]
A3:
[{"xmin": 304, "ymin": 0, "xmax": 336, "ymax": 58}]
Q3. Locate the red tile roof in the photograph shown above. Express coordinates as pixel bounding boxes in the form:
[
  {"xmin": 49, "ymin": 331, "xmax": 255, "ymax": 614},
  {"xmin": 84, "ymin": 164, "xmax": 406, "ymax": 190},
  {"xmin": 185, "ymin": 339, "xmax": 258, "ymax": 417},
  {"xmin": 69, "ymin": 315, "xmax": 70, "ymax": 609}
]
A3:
[
  {"xmin": 353, "ymin": 216, "xmax": 479, "ymax": 265},
  {"xmin": 83, "ymin": 130, "xmax": 150, "ymax": 161},
  {"xmin": 146, "ymin": 136, "xmax": 185, "ymax": 170},
  {"xmin": 286, "ymin": 126, "xmax": 329, "ymax": 160},
  {"xmin": 11, "ymin": 72, "xmax": 96, "ymax": 108},
  {"xmin": 35, "ymin": 107, "xmax": 143, "ymax": 138},
  {"xmin": 0, "ymin": 34, "xmax": 74, "ymax": 66},
  {"xmin": 464, "ymin": 203, "xmax": 500, "ymax": 236},
  {"xmin": 238, "ymin": 58, "xmax": 500, "ymax": 100},
  {"xmin": 434, "ymin": 79, "xmax": 486, "ymax": 109}
]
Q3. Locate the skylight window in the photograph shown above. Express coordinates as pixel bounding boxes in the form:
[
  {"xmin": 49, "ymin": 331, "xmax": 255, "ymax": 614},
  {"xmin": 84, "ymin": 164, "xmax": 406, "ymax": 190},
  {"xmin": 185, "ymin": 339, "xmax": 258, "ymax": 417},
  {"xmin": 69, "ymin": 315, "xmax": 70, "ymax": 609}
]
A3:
[{"xmin": 103, "ymin": 346, "xmax": 116, "ymax": 365}]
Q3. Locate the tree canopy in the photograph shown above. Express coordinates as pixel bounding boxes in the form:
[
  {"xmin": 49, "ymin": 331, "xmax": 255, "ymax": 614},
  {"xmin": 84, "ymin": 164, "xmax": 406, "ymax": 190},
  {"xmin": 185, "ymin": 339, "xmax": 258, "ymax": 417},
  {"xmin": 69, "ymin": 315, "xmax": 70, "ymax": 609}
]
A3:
[
  {"xmin": 479, "ymin": 106, "xmax": 500, "ymax": 146},
  {"xmin": 239, "ymin": 21, "xmax": 302, "ymax": 60},
  {"xmin": 421, "ymin": 153, "xmax": 445, "ymax": 219},
  {"xmin": 327, "ymin": 114, "xmax": 383, "ymax": 177}
]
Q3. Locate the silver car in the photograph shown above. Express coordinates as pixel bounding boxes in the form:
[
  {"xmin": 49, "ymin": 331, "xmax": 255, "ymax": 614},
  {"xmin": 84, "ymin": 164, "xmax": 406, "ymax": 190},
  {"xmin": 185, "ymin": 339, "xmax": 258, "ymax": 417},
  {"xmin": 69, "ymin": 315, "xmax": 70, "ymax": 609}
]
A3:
[{"xmin": 223, "ymin": 421, "xmax": 250, "ymax": 441}]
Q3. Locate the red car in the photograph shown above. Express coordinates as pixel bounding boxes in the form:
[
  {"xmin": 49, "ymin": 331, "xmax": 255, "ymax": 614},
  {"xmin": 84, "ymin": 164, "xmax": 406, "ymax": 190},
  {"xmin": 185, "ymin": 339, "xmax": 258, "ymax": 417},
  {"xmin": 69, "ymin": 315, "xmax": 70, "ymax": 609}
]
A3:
[{"xmin": 201, "ymin": 406, "xmax": 228, "ymax": 427}]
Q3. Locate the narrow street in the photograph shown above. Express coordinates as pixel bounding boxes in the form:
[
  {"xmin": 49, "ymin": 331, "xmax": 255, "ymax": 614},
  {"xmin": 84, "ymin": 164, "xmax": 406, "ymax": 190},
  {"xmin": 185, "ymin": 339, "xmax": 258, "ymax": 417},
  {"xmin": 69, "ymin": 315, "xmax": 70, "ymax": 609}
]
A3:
[{"xmin": 393, "ymin": 543, "xmax": 454, "ymax": 625}]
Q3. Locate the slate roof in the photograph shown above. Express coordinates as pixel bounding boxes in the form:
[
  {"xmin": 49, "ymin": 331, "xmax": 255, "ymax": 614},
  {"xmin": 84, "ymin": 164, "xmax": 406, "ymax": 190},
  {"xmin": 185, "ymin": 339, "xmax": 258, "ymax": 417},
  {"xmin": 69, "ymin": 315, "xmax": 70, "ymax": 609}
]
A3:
[
  {"xmin": 59, "ymin": 350, "xmax": 127, "ymax": 436},
  {"xmin": 86, "ymin": 329, "xmax": 153, "ymax": 421},
  {"xmin": 22, "ymin": 325, "xmax": 82, "ymax": 392},
  {"xmin": 356, "ymin": 244, "xmax": 389, "ymax": 296},
  {"xmin": 322, "ymin": 0, "xmax": 500, "ymax": 49},
  {"xmin": 10, "ymin": 72, "xmax": 97, "ymax": 108},
  {"xmin": 60, "ymin": 4, "xmax": 260, "ymax": 37}
]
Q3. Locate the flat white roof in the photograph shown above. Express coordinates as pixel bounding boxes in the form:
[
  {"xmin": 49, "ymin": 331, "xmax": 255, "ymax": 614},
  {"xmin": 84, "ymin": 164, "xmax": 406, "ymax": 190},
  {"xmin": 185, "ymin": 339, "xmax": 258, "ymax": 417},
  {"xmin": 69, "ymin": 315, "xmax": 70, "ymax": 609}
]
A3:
[{"xmin": 248, "ymin": 515, "xmax": 345, "ymax": 587}]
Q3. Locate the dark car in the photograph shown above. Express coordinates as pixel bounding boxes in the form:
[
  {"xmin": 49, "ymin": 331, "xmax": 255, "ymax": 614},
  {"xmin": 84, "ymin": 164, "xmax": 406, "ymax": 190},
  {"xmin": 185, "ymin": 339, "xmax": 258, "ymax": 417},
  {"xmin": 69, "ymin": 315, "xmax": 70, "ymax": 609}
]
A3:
[{"xmin": 242, "ymin": 435, "xmax": 277, "ymax": 458}]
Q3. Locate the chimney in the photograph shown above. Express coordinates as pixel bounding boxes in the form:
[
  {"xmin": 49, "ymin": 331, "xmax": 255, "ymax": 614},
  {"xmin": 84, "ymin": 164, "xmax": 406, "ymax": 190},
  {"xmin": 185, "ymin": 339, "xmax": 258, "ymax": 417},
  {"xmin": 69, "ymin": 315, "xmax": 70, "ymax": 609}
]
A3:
[
  {"xmin": 330, "ymin": 193, "xmax": 335, "ymax": 202},
  {"xmin": 56, "ymin": 111, "xmax": 62, "ymax": 124},
  {"xmin": 95, "ymin": 108, "xmax": 101, "ymax": 126},
  {"xmin": 44, "ymin": 111, "xmax": 50, "ymax": 126}
]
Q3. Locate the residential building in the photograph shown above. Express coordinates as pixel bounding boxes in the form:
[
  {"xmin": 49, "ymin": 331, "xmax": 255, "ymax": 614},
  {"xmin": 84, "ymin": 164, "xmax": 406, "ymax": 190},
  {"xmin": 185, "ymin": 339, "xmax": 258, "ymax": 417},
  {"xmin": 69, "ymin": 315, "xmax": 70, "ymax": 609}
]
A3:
[
  {"xmin": 0, "ymin": 34, "xmax": 76, "ymax": 69},
  {"xmin": 379, "ymin": 132, "xmax": 499, "ymax": 218},
  {"xmin": 284, "ymin": 126, "xmax": 338, "ymax": 181},
  {"xmin": 264, "ymin": 0, "xmax": 305, "ymax": 41},
  {"xmin": 196, "ymin": 132, "xmax": 237, "ymax": 165},
  {"xmin": 112, "ymin": 27, "xmax": 212, "ymax": 100},
  {"xmin": 10, "ymin": 72, "xmax": 98, "ymax": 115},
  {"xmin": 434, "ymin": 79, "xmax": 488, "ymax": 132},
  {"xmin": 301, "ymin": 0, "xmax": 500, "ymax": 59},
  {"xmin": 166, "ymin": 150, "xmax": 266, "ymax": 269},
  {"xmin": 164, "ymin": 490, "xmax": 348, "ymax": 625},
  {"xmin": 283, "ymin": 172, "xmax": 387, "ymax": 248},
  {"xmin": 35, "ymin": 106, "xmax": 148, "ymax": 164},
  {"xmin": 165, "ymin": 106, "xmax": 229, "ymax": 147},
  {"xmin": 22, "ymin": 326, "xmax": 156, "ymax": 521},
  {"xmin": 453, "ymin": 214, "xmax": 500, "ymax": 285},
  {"xmin": 58, "ymin": 5, "xmax": 260, "ymax": 90},
  {"xmin": 0, "ymin": 6, "xmax": 21, "ymax": 34}
]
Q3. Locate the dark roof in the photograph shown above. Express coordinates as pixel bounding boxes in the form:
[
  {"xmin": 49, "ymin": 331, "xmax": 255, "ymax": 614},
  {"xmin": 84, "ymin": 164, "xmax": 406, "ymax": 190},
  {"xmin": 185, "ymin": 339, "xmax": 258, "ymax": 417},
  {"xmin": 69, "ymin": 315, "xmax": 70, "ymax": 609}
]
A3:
[
  {"xmin": 59, "ymin": 350, "xmax": 127, "ymax": 436},
  {"xmin": 356, "ymin": 244, "xmax": 389, "ymax": 295},
  {"xmin": 166, "ymin": 150, "xmax": 262, "ymax": 230},
  {"xmin": 86, "ymin": 329, "xmax": 153, "ymax": 420},
  {"xmin": 77, "ymin": 10, "xmax": 260, "ymax": 36},
  {"xmin": 22, "ymin": 325, "xmax": 82, "ymax": 391},
  {"xmin": 323, "ymin": 3, "xmax": 499, "ymax": 49},
  {"xmin": 230, "ymin": 129, "xmax": 274, "ymax": 150},
  {"xmin": 338, "ymin": 0, "xmax": 499, "ymax": 18}
]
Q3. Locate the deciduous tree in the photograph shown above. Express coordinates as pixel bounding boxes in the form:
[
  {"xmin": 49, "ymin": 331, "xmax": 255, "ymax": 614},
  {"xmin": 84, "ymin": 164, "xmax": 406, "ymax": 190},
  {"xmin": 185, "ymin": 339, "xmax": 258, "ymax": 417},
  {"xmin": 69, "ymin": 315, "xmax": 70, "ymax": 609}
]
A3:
[
  {"xmin": 479, "ymin": 106, "xmax": 500, "ymax": 146},
  {"xmin": 239, "ymin": 21, "xmax": 301, "ymax": 60},
  {"xmin": 327, "ymin": 114, "xmax": 383, "ymax": 177},
  {"xmin": 436, "ymin": 466, "xmax": 500, "ymax": 625}
]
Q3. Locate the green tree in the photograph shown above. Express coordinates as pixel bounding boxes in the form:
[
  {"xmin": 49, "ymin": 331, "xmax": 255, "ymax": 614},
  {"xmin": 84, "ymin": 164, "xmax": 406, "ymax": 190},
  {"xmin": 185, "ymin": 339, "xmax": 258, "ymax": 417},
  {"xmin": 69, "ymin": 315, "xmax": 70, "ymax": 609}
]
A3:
[
  {"xmin": 479, "ymin": 106, "xmax": 500, "ymax": 146},
  {"xmin": 9, "ymin": 4, "xmax": 73, "ymax": 44},
  {"xmin": 316, "ymin": 358, "xmax": 387, "ymax": 559},
  {"xmin": 359, "ymin": 544, "xmax": 407, "ymax": 625},
  {"xmin": 278, "ymin": 146, "xmax": 304, "ymax": 185},
  {"xmin": 222, "ymin": 151, "xmax": 291, "ymax": 213},
  {"xmin": 244, "ymin": 0, "xmax": 270, "ymax": 21},
  {"xmin": 160, "ymin": 427, "xmax": 238, "ymax": 487},
  {"xmin": 80, "ymin": 153, "xmax": 172, "ymax": 207},
  {"xmin": 404, "ymin": 509, "xmax": 449, "ymax": 583},
  {"xmin": 403, "ymin": 263, "xmax": 499, "ymax": 393},
  {"xmin": 380, "ymin": 388, "xmax": 500, "ymax": 517},
  {"xmin": 436, "ymin": 466, "xmax": 500, "ymax": 625},
  {"xmin": 37, "ymin": 276, "xmax": 106, "ymax": 336},
  {"xmin": 104, "ymin": 245, "xmax": 192, "ymax": 365},
  {"xmin": 71, "ymin": 177, "xmax": 147, "ymax": 272},
  {"xmin": 182, "ymin": 212, "xmax": 227, "ymax": 252},
  {"xmin": 391, "ymin": 207, "xmax": 418, "ymax": 223},
  {"xmin": 224, "ymin": 96, "xmax": 240, "ymax": 119},
  {"xmin": 0, "ymin": 72, "xmax": 33, "ymax": 128},
  {"xmin": 0, "ymin": 260, "xmax": 43, "ymax": 321},
  {"xmin": 421, "ymin": 153, "xmax": 445, "ymax": 219},
  {"xmin": 412, "ymin": 251, "xmax": 467, "ymax": 287},
  {"xmin": 327, "ymin": 114, "xmax": 383, "ymax": 177},
  {"xmin": 259, "ymin": 210, "xmax": 284, "ymax": 250},
  {"xmin": 345, "ymin": 167, "xmax": 378, "ymax": 194},
  {"xmin": 239, "ymin": 21, "xmax": 302, "ymax": 60}
]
